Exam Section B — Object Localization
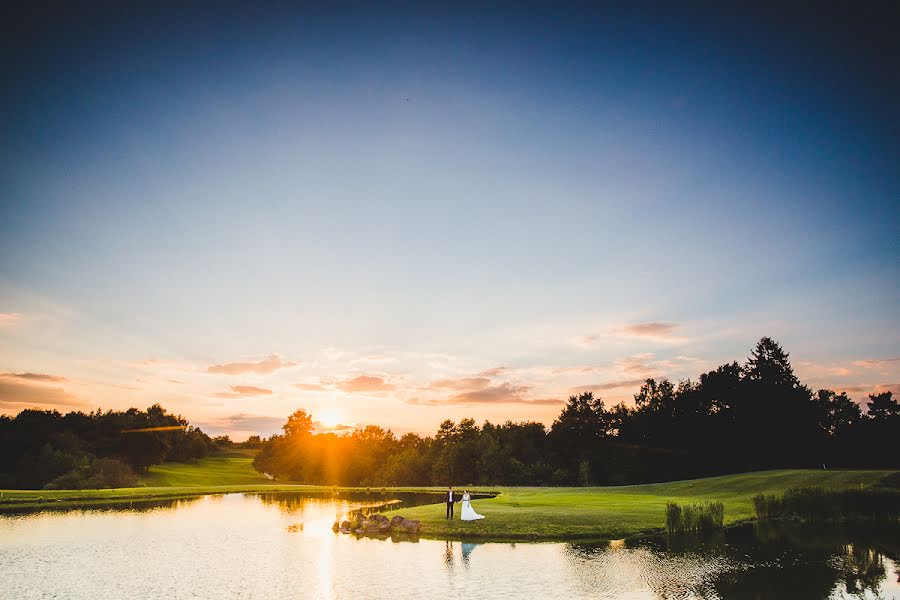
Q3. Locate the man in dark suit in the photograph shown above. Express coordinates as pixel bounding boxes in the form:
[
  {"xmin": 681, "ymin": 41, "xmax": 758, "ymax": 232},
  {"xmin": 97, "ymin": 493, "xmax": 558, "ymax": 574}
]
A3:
[{"xmin": 446, "ymin": 486, "xmax": 456, "ymax": 519}]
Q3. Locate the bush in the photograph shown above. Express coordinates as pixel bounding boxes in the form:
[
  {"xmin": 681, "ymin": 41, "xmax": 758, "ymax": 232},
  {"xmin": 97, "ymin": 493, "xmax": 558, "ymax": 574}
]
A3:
[
  {"xmin": 665, "ymin": 501, "xmax": 724, "ymax": 534},
  {"xmin": 43, "ymin": 457, "xmax": 138, "ymax": 489},
  {"xmin": 752, "ymin": 487, "xmax": 900, "ymax": 522},
  {"xmin": 87, "ymin": 457, "xmax": 138, "ymax": 488}
]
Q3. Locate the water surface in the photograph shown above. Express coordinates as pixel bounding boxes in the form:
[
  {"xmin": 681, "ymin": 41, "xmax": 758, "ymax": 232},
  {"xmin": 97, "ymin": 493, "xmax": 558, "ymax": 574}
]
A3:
[{"xmin": 1, "ymin": 492, "xmax": 897, "ymax": 599}]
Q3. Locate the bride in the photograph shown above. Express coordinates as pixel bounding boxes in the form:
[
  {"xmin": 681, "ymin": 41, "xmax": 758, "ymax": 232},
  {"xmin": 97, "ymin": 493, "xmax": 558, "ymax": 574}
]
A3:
[{"xmin": 460, "ymin": 490, "xmax": 484, "ymax": 521}]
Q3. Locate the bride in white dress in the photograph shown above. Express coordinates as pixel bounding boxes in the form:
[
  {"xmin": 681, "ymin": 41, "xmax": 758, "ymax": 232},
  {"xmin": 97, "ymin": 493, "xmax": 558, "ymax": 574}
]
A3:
[{"xmin": 460, "ymin": 490, "xmax": 484, "ymax": 521}]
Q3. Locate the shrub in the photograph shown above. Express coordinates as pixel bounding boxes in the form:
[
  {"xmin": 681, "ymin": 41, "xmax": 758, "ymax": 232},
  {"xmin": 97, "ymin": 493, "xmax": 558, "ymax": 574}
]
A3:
[
  {"xmin": 43, "ymin": 457, "xmax": 137, "ymax": 490},
  {"xmin": 665, "ymin": 501, "xmax": 724, "ymax": 534},
  {"xmin": 753, "ymin": 487, "xmax": 900, "ymax": 522}
]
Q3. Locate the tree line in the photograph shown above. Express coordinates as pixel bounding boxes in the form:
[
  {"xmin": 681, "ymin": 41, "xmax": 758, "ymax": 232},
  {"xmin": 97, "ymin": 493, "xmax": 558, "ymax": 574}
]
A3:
[
  {"xmin": 253, "ymin": 338, "xmax": 899, "ymax": 486},
  {"xmin": 0, "ymin": 404, "xmax": 214, "ymax": 489}
]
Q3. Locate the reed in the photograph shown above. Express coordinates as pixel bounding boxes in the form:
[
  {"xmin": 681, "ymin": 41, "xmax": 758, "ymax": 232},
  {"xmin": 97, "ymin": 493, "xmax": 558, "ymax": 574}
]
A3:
[
  {"xmin": 752, "ymin": 487, "xmax": 900, "ymax": 522},
  {"xmin": 665, "ymin": 500, "xmax": 724, "ymax": 534}
]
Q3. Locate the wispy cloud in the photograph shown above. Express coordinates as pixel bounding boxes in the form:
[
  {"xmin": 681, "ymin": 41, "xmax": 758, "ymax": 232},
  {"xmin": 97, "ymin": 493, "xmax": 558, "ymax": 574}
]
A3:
[
  {"xmin": 1, "ymin": 372, "xmax": 68, "ymax": 383},
  {"xmin": 615, "ymin": 353, "xmax": 657, "ymax": 375},
  {"xmin": 427, "ymin": 377, "xmax": 491, "ymax": 391},
  {"xmin": 621, "ymin": 322, "xmax": 680, "ymax": 337},
  {"xmin": 198, "ymin": 413, "xmax": 285, "ymax": 436},
  {"xmin": 476, "ymin": 367, "xmax": 507, "ymax": 378},
  {"xmin": 294, "ymin": 382, "xmax": 328, "ymax": 391},
  {"xmin": 837, "ymin": 383, "xmax": 900, "ymax": 397},
  {"xmin": 568, "ymin": 378, "xmax": 648, "ymax": 394},
  {"xmin": 852, "ymin": 358, "xmax": 900, "ymax": 368},
  {"xmin": 207, "ymin": 354, "xmax": 297, "ymax": 375},
  {"xmin": 0, "ymin": 374, "xmax": 85, "ymax": 411},
  {"xmin": 313, "ymin": 420, "xmax": 354, "ymax": 432},
  {"xmin": 0, "ymin": 312, "xmax": 22, "ymax": 325},
  {"xmin": 338, "ymin": 375, "xmax": 396, "ymax": 393},
  {"xmin": 214, "ymin": 385, "xmax": 274, "ymax": 398},
  {"xmin": 577, "ymin": 322, "xmax": 689, "ymax": 347}
]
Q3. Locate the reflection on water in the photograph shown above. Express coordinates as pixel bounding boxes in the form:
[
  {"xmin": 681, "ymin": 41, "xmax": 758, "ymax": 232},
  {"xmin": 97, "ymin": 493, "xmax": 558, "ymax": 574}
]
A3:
[{"xmin": 0, "ymin": 493, "xmax": 897, "ymax": 599}]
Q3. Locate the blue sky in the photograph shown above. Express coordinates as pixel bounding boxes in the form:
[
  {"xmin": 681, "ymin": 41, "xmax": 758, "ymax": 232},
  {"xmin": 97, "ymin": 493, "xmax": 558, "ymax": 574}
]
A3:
[{"xmin": 1, "ymin": 2, "xmax": 897, "ymax": 438}]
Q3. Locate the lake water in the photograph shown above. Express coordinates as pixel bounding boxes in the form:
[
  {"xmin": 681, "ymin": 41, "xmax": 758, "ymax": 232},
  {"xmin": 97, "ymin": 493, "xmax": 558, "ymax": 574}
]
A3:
[{"xmin": 1, "ymin": 492, "xmax": 897, "ymax": 599}]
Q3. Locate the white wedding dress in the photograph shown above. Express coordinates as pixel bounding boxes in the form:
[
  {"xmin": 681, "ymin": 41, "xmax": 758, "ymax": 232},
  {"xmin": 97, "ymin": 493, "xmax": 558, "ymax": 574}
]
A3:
[{"xmin": 460, "ymin": 493, "xmax": 484, "ymax": 521}]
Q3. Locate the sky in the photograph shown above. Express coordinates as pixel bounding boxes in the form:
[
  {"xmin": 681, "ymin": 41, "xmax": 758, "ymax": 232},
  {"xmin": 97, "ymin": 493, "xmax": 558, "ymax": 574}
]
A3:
[{"xmin": 1, "ymin": 2, "xmax": 898, "ymax": 439}]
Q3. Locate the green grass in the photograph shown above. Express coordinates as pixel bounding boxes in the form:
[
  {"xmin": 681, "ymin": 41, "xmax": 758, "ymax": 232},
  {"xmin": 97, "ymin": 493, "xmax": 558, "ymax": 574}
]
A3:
[
  {"xmin": 141, "ymin": 454, "xmax": 268, "ymax": 487},
  {"xmin": 0, "ymin": 458, "xmax": 894, "ymax": 541},
  {"xmin": 383, "ymin": 470, "xmax": 897, "ymax": 540}
]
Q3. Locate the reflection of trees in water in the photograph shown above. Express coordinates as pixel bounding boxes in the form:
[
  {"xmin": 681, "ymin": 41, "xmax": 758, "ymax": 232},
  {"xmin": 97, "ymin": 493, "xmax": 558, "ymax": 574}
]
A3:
[
  {"xmin": 2, "ymin": 496, "xmax": 204, "ymax": 516},
  {"xmin": 254, "ymin": 491, "xmax": 445, "ymax": 518},
  {"xmin": 563, "ymin": 539, "xmax": 731, "ymax": 599},
  {"xmin": 563, "ymin": 523, "xmax": 897, "ymax": 599},
  {"xmin": 714, "ymin": 523, "xmax": 895, "ymax": 599},
  {"xmin": 841, "ymin": 544, "xmax": 886, "ymax": 596}
]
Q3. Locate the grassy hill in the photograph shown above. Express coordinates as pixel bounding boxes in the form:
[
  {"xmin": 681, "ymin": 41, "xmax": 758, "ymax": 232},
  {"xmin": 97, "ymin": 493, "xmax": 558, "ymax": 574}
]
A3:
[
  {"xmin": 384, "ymin": 469, "xmax": 897, "ymax": 540},
  {"xmin": 141, "ymin": 453, "xmax": 269, "ymax": 487}
]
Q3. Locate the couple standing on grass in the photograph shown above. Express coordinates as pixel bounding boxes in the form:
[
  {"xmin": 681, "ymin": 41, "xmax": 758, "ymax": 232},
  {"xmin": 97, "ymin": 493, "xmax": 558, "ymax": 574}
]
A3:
[{"xmin": 445, "ymin": 486, "xmax": 484, "ymax": 521}]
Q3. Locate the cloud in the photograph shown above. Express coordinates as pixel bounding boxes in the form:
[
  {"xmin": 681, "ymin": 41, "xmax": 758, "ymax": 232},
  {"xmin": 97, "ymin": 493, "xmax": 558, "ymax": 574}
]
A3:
[
  {"xmin": 1, "ymin": 372, "xmax": 68, "ymax": 383},
  {"xmin": 574, "ymin": 335, "xmax": 598, "ymax": 348},
  {"xmin": 199, "ymin": 413, "xmax": 285, "ymax": 437},
  {"xmin": 0, "ymin": 376, "xmax": 85, "ymax": 411},
  {"xmin": 0, "ymin": 312, "xmax": 21, "ymax": 325},
  {"xmin": 294, "ymin": 382, "xmax": 328, "ymax": 391},
  {"xmin": 214, "ymin": 385, "xmax": 274, "ymax": 398},
  {"xmin": 852, "ymin": 358, "xmax": 900, "ymax": 368},
  {"xmin": 616, "ymin": 353, "xmax": 657, "ymax": 375},
  {"xmin": 449, "ymin": 383, "xmax": 542, "ymax": 404},
  {"xmin": 427, "ymin": 377, "xmax": 491, "ymax": 391},
  {"xmin": 568, "ymin": 378, "xmax": 648, "ymax": 394},
  {"xmin": 207, "ymin": 354, "xmax": 297, "ymax": 375},
  {"xmin": 837, "ymin": 383, "xmax": 900, "ymax": 397},
  {"xmin": 476, "ymin": 367, "xmax": 507, "ymax": 378},
  {"xmin": 337, "ymin": 375, "xmax": 395, "ymax": 393},
  {"xmin": 410, "ymin": 383, "xmax": 561, "ymax": 406},
  {"xmin": 578, "ymin": 322, "xmax": 688, "ymax": 346},
  {"xmin": 313, "ymin": 420, "xmax": 354, "ymax": 432},
  {"xmin": 621, "ymin": 322, "xmax": 679, "ymax": 337}
]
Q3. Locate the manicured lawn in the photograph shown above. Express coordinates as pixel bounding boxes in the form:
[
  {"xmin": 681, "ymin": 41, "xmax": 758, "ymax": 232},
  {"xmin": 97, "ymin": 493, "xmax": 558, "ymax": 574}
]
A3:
[
  {"xmin": 141, "ymin": 454, "xmax": 269, "ymax": 487},
  {"xmin": 1, "ymin": 457, "xmax": 894, "ymax": 541},
  {"xmin": 384, "ymin": 469, "xmax": 897, "ymax": 540}
]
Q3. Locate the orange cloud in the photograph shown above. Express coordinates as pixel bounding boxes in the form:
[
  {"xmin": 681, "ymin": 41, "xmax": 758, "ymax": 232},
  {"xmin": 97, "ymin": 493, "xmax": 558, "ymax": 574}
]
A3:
[
  {"xmin": 207, "ymin": 354, "xmax": 297, "ymax": 375},
  {"xmin": 427, "ymin": 377, "xmax": 491, "ymax": 391},
  {"xmin": 852, "ymin": 358, "xmax": 900, "ymax": 368},
  {"xmin": 621, "ymin": 322, "xmax": 679, "ymax": 337},
  {"xmin": 214, "ymin": 385, "xmax": 274, "ymax": 398},
  {"xmin": 477, "ymin": 367, "xmax": 507, "ymax": 378},
  {"xmin": 0, "ymin": 374, "xmax": 84, "ymax": 411},
  {"xmin": 0, "ymin": 312, "xmax": 21, "ymax": 325},
  {"xmin": 338, "ymin": 375, "xmax": 395, "ymax": 393},
  {"xmin": 294, "ymin": 382, "xmax": 328, "ymax": 391},
  {"xmin": 1, "ymin": 372, "xmax": 68, "ymax": 383},
  {"xmin": 568, "ymin": 378, "xmax": 648, "ymax": 394},
  {"xmin": 615, "ymin": 353, "xmax": 657, "ymax": 375}
]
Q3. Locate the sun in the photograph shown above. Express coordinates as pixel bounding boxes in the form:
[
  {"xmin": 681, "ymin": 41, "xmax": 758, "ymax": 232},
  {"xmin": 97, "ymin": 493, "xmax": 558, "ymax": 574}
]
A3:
[{"xmin": 318, "ymin": 412, "xmax": 340, "ymax": 430}]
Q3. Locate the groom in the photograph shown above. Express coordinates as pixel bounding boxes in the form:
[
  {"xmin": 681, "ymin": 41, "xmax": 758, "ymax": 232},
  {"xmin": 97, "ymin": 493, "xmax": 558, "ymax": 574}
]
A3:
[{"xmin": 445, "ymin": 486, "xmax": 456, "ymax": 519}]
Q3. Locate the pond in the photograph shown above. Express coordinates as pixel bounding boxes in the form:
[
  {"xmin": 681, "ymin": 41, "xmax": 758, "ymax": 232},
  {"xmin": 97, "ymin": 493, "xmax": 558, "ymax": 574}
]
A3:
[{"xmin": 1, "ymin": 492, "xmax": 897, "ymax": 599}]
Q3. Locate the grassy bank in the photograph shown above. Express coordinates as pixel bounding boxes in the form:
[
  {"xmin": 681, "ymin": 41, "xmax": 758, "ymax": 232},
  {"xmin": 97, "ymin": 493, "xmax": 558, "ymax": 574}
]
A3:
[
  {"xmin": 383, "ymin": 469, "xmax": 897, "ymax": 540},
  {"xmin": 1, "ymin": 457, "xmax": 894, "ymax": 541}
]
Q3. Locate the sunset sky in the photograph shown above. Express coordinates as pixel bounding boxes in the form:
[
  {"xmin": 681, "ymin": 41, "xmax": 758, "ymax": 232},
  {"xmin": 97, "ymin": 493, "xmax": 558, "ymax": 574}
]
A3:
[{"xmin": 1, "ymin": 3, "xmax": 897, "ymax": 439}]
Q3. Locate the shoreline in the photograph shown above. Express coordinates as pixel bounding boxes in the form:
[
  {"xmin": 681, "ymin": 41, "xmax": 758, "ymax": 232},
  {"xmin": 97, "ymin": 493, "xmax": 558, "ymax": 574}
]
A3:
[{"xmin": 2, "ymin": 467, "xmax": 895, "ymax": 541}]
